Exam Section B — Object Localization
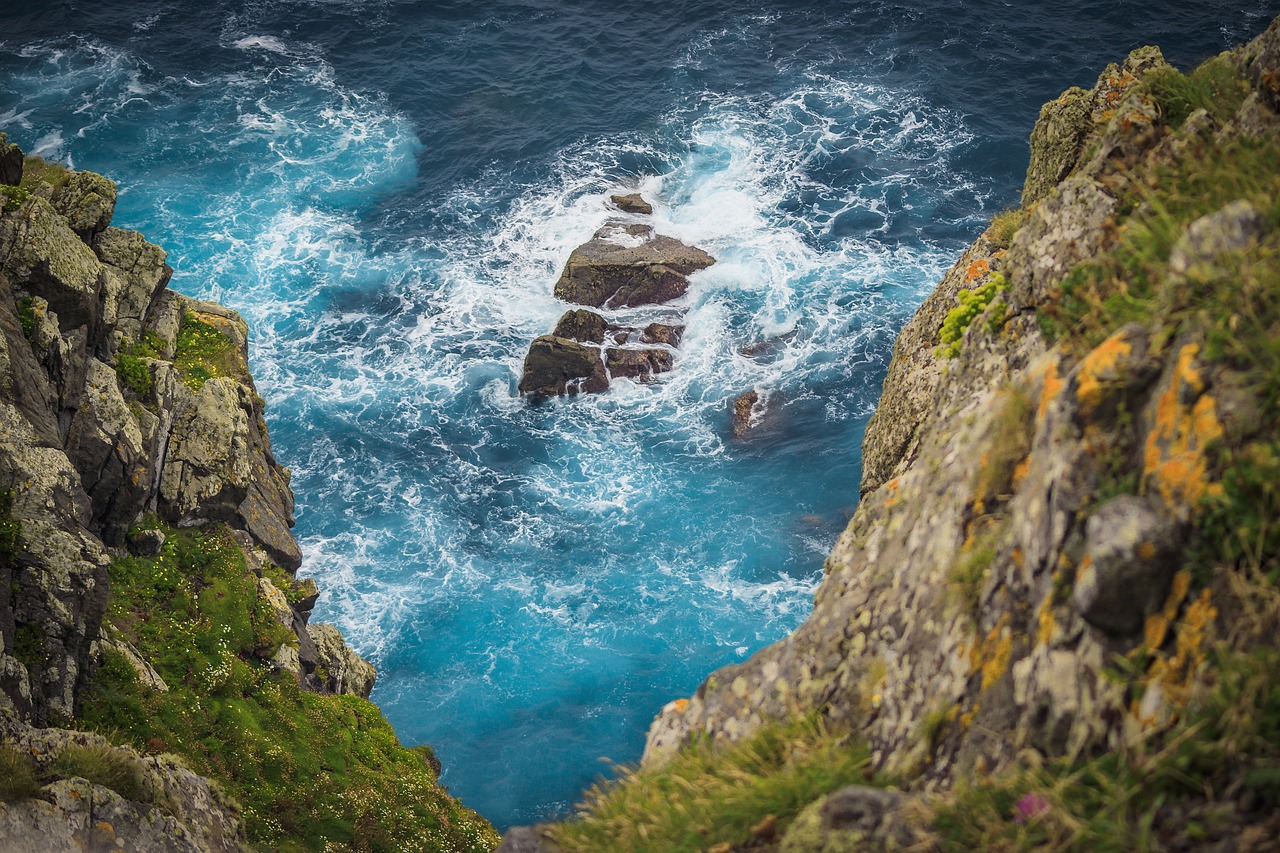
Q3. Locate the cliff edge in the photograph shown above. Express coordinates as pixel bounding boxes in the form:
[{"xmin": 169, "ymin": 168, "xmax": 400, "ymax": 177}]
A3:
[
  {"xmin": 525, "ymin": 14, "xmax": 1280, "ymax": 853},
  {"xmin": 0, "ymin": 141, "xmax": 497, "ymax": 850}
]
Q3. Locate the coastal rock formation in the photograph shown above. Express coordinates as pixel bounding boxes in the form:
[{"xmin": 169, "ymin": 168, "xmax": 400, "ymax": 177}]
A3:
[
  {"xmin": 609, "ymin": 193, "xmax": 653, "ymax": 215},
  {"xmin": 0, "ymin": 141, "xmax": 497, "ymax": 850},
  {"xmin": 553, "ymin": 221, "xmax": 714, "ymax": 309}
]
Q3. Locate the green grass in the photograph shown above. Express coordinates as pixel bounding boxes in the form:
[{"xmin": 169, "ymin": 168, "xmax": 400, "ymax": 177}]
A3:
[
  {"xmin": 1145, "ymin": 53, "xmax": 1251, "ymax": 130},
  {"xmin": 988, "ymin": 207, "xmax": 1029, "ymax": 249},
  {"xmin": 548, "ymin": 716, "xmax": 881, "ymax": 853},
  {"xmin": 19, "ymin": 154, "xmax": 71, "ymax": 191},
  {"xmin": 77, "ymin": 523, "xmax": 497, "ymax": 852},
  {"xmin": 0, "ymin": 745, "xmax": 42, "ymax": 803},
  {"xmin": 16, "ymin": 296, "xmax": 35, "ymax": 343},
  {"xmin": 114, "ymin": 330, "xmax": 165, "ymax": 398},
  {"xmin": 0, "ymin": 184, "xmax": 29, "ymax": 211},
  {"xmin": 0, "ymin": 489, "xmax": 21, "ymax": 564},
  {"xmin": 53, "ymin": 742, "xmax": 148, "ymax": 802},
  {"xmin": 174, "ymin": 312, "xmax": 241, "ymax": 391}
]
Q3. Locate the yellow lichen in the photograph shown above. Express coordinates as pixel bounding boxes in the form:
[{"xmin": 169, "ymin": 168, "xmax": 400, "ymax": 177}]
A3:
[
  {"xmin": 1075, "ymin": 331, "xmax": 1133, "ymax": 415},
  {"xmin": 1143, "ymin": 344, "xmax": 1224, "ymax": 510},
  {"xmin": 1038, "ymin": 360, "xmax": 1064, "ymax": 423},
  {"xmin": 1036, "ymin": 594, "xmax": 1056, "ymax": 647}
]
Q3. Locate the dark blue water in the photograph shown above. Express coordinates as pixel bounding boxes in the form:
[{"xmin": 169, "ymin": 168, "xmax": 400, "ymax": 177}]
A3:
[{"xmin": 3, "ymin": 0, "xmax": 1272, "ymax": 829}]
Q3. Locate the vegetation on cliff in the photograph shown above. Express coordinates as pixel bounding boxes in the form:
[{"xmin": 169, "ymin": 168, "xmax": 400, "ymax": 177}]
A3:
[{"xmin": 528, "ymin": 16, "xmax": 1280, "ymax": 853}]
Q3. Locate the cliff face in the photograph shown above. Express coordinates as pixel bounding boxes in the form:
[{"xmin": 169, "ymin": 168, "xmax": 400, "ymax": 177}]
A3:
[
  {"xmin": 532, "ymin": 14, "xmax": 1280, "ymax": 853},
  {"xmin": 0, "ymin": 142, "xmax": 495, "ymax": 850}
]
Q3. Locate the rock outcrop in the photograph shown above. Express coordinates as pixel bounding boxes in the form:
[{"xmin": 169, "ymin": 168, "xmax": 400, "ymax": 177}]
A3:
[{"xmin": 553, "ymin": 221, "xmax": 713, "ymax": 309}]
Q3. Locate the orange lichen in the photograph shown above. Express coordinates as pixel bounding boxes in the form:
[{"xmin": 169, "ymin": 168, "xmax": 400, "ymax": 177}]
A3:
[
  {"xmin": 1137, "ymin": 541, "xmax": 1157, "ymax": 560},
  {"xmin": 672, "ymin": 698, "xmax": 689, "ymax": 713},
  {"xmin": 1075, "ymin": 331, "xmax": 1133, "ymax": 415},
  {"xmin": 1038, "ymin": 360, "xmax": 1064, "ymax": 422},
  {"xmin": 1012, "ymin": 457, "xmax": 1031, "ymax": 490},
  {"xmin": 965, "ymin": 258, "xmax": 991, "ymax": 283},
  {"xmin": 1143, "ymin": 344, "xmax": 1224, "ymax": 509},
  {"xmin": 970, "ymin": 615, "xmax": 1015, "ymax": 690},
  {"xmin": 884, "ymin": 478, "xmax": 900, "ymax": 506},
  {"xmin": 1036, "ymin": 593, "xmax": 1056, "ymax": 647}
]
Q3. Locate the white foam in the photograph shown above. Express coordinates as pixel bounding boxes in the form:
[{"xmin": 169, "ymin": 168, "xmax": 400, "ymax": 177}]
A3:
[{"xmin": 232, "ymin": 35, "xmax": 292, "ymax": 55}]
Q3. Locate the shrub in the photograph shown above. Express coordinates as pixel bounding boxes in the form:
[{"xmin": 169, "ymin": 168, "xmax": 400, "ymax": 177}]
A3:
[{"xmin": 0, "ymin": 184, "xmax": 29, "ymax": 211}]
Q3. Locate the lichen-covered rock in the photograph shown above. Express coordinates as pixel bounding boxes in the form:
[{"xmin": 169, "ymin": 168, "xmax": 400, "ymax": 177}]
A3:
[
  {"xmin": 518, "ymin": 335, "xmax": 609, "ymax": 397},
  {"xmin": 553, "ymin": 221, "xmax": 714, "ymax": 308},
  {"xmin": 779, "ymin": 786, "xmax": 918, "ymax": 853},
  {"xmin": 0, "ymin": 195, "xmax": 103, "ymax": 332},
  {"xmin": 308, "ymin": 623, "xmax": 377, "ymax": 699},
  {"xmin": 94, "ymin": 226, "xmax": 172, "ymax": 351},
  {"xmin": 1022, "ymin": 87, "xmax": 1094, "ymax": 207},
  {"xmin": 0, "ymin": 133, "xmax": 21, "ymax": 186},
  {"xmin": 51, "ymin": 170, "xmax": 117, "ymax": 242}
]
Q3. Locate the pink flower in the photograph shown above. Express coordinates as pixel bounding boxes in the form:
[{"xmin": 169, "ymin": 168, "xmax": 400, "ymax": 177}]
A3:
[{"xmin": 1013, "ymin": 792, "xmax": 1051, "ymax": 824}]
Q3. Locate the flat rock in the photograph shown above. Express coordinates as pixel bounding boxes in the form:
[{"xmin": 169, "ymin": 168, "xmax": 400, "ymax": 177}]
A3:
[
  {"xmin": 553, "ymin": 221, "xmax": 714, "ymax": 308},
  {"xmin": 640, "ymin": 322, "xmax": 684, "ymax": 346},
  {"xmin": 610, "ymin": 193, "xmax": 653, "ymax": 215}
]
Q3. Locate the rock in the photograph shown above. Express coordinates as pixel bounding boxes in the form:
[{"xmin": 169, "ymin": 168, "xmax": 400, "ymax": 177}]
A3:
[
  {"xmin": 1240, "ymin": 13, "xmax": 1280, "ymax": 109},
  {"xmin": 307, "ymin": 623, "xmax": 377, "ymax": 699},
  {"xmin": 1072, "ymin": 495, "xmax": 1181, "ymax": 636},
  {"xmin": 0, "ymin": 133, "xmax": 22, "ymax": 186},
  {"xmin": 518, "ymin": 335, "xmax": 609, "ymax": 397},
  {"xmin": 495, "ymin": 825, "xmax": 563, "ymax": 853},
  {"xmin": 51, "ymin": 170, "xmax": 117, "ymax": 242},
  {"xmin": 732, "ymin": 389, "xmax": 761, "ymax": 437},
  {"xmin": 0, "ymin": 195, "xmax": 104, "ymax": 332},
  {"xmin": 95, "ymin": 226, "xmax": 172, "ymax": 349},
  {"xmin": 605, "ymin": 347, "xmax": 673, "ymax": 382},
  {"xmin": 610, "ymin": 193, "xmax": 653, "ymax": 215},
  {"xmin": 640, "ymin": 322, "xmax": 683, "ymax": 346},
  {"xmin": 1168, "ymin": 200, "xmax": 1265, "ymax": 275},
  {"xmin": 127, "ymin": 528, "xmax": 166, "ymax": 557},
  {"xmin": 292, "ymin": 576, "xmax": 320, "ymax": 619},
  {"xmin": 1022, "ymin": 86, "xmax": 1093, "ymax": 206},
  {"xmin": 553, "ymin": 221, "xmax": 714, "ymax": 308},
  {"xmin": 551, "ymin": 308, "xmax": 609, "ymax": 344},
  {"xmin": 779, "ymin": 786, "xmax": 916, "ymax": 852}
]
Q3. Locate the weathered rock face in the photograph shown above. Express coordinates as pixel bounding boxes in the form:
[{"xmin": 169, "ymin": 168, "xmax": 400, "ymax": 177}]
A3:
[
  {"xmin": 553, "ymin": 221, "xmax": 714, "ymax": 308},
  {"xmin": 0, "ymin": 722, "xmax": 247, "ymax": 852},
  {"xmin": 519, "ymin": 335, "xmax": 610, "ymax": 397},
  {"xmin": 609, "ymin": 193, "xmax": 653, "ymax": 215},
  {"xmin": 641, "ymin": 24, "xmax": 1280, "ymax": 816}
]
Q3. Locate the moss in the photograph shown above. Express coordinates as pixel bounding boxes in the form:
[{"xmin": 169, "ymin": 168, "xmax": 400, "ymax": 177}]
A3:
[
  {"xmin": 1145, "ymin": 53, "xmax": 1251, "ymax": 129},
  {"xmin": 939, "ymin": 272, "xmax": 1008, "ymax": 358},
  {"xmin": 549, "ymin": 716, "xmax": 882, "ymax": 853},
  {"xmin": 19, "ymin": 154, "xmax": 71, "ymax": 192},
  {"xmin": 0, "ymin": 184, "xmax": 29, "ymax": 212},
  {"xmin": 77, "ymin": 525, "xmax": 497, "ymax": 852},
  {"xmin": 15, "ymin": 296, "xmax": 36, "ymax": 344},
  {"xmin": 53, "ymin": 743, "xmax": 148, "ymax": 802},
  {"xmin": 0, "ymin": 745, "xmax": 42, "ymax": 803},
  {"xmin": 0, "ymin": 489, "xmax": 22, "ymax": 565},
  {"xmin": 174, "ymin": 312, "xmax": 240, "ymax": 391},
  {"xmin": 114, "ymin": 330, "xmax": 167, "ymax": 398}
]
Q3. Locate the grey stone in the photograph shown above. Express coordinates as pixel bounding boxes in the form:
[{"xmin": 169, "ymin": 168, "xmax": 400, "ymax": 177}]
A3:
[
  {"xmin": 496, "ymin": 826, "xmax": 563, "ymax": 853},
  {"xmin": 553, "ymin": 221, "xmax": 714, "ymax": 308},
  {"xmin": 51, "ymin": 170, "xmax": 116, "ymax": 242},
  {"xmin": 0, "ymin": 195, "xmax": 104, "ymax": 332},
  {"xmin": 308, "ymin": 623, "xmax": 377, "ymax": 699},
  {"xmin": 127, "ymin": 528, "xmax": 166, "ymax": 557},
  {"xmin": 1168, "ymin": 200, "xmax": 1265, "ymax": 275},
  {"xmin": 605, "ymin": 347, "xmax": 673, "ymax": 382}
]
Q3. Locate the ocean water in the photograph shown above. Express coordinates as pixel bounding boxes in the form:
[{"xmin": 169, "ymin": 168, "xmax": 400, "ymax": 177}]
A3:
[{"xmin": 2, "ymin": 0, "xmax": 1273, "ymax": 829}]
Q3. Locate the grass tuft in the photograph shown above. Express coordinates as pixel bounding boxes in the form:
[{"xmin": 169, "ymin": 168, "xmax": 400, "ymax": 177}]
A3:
[
  {"xmin": 174, "ymin": 313, "xmax": 239, "ymax": 391},
  {"xmin": 0, "ymin": 745, "xmax": 42, "ymax": 803},
  {"xmin": 53, "ymin": 742, "xmax": 148, "ymax": 802}
]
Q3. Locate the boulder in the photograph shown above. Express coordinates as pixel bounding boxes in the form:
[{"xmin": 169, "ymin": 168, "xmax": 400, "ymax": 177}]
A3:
[
  {"xmin": 51, "ymin": 170, "xmax": 116, "ymax": 242},
  {"xmin": 0, "ymin": 195, "xmax": 104, "ymax": 332},
  {"xmin": 308, "ymin": 623, "xmax": 377, "ymax": 699},
  {"xmin": 605, "ymin": 347, "xmax": 673, "ymax": 382},
  {"xmin": 518, "ymin": 335, "xmax": 609, "ymax": 397},
  {"xmin": 732, "ymin": 389, "xmax": 761, "ymax": 437},
  {"xmin": 95, "ymin": 226, "xmax": 172, "ymax": 350},
  {"xmin": 551, "ymin": 308, "xmax": 609, "ymax": 344},
  {"xmin": 640, "ymin": 322, "xmax": 684, "ymax": 346},
  {"xmin": 553, "ymin": 221, "xmax": 714, "ymax": 308},
  {"xmin": 780, "ymin": 786, "xmax": 918, "ymax": 852},
  {"xmin": 127, "ymin": 528, "xmax": 166, "ymax": 557},
  {"xmin": 610, "ymin": 193, "xmax": 653, "ymax": 215}
]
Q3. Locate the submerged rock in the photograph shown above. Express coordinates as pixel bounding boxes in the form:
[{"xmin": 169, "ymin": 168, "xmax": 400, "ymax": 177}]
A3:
[
  {"xmin": 553, "ymin": 221, "xmax": 714, "ymax": 308},
  {"xmin": 732, "ymin": 389, "xmax": 762, "ymax": 437}
]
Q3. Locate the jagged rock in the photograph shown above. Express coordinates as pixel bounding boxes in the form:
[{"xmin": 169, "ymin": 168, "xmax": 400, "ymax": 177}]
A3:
[
  {"xmin": 0, "ymin": 724, "xmax": 246, "ymax": 852},
  {"xmin": 95, "ymin": 226, "xmax": 172, "ymax": 351},
  {"xmin": 610, "ymin": 193, "xmax": 653, "ymax": 215},
  {"xmin": 640, "ymin": 322, "xmax": 683, "ymax": 346},
  {"xmin": 732, "ymin": 390, "xmax": 760, "ymax": 437},
  {"xmin": 780, "ymin": 786, "xmax": 917, "ymax": 852},
  {"xmin": 552, "ymin": 308, "xmax": 608, "ymax": 344},
  {"xmin": 0, "ymin": 133, "xmax": 22, "ymax": 186},
  {"xmin": 51, "ymin": 170, "xmax": 116, "ymax": 242},
  {"xmin": 292, "ymin": 576, "xmax": 320, "ymax": 619},
  {"xmin": 127, "ymin": 528, "xmax": 166, "ymax": 557},
  {"xmin": 0, "ymin": 195, "xmax": 103, "ymax": 332},
  {"xmin": 308, "ymin": 623, "xmax": 377, "ymax": 699},
  {"xmin": 1240, "ymin": 13, "xmax": 1280, "ymax": 109},
  {"xmin": 1073, "ymin": 496, "xmax": 1181, "ymax": 636},
  {"xmin": 518, "ymin": 335, "xmax": 609, "ymax": 397},
  {"xmin": 1022, "ymin": 87, "xmax": 1093, "ymax": 206},
  {"xmin": 553, "ymin": 221, "xmax": 714, "ymax": 308},
  {"xmin": 605, "ymin": 347, "xmax": 673, "ymax": 382}
]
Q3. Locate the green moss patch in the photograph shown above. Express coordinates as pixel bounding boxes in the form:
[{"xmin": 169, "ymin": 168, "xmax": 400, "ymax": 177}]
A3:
[
  {"xmin": 940, "ymin": 272, "xmax": 1008, "ymax": 358},
  {"xmin": 174, "ymin": 312, "xmax": 241, "ymax": 391},
  {"xmin": 114, "ymin": 331, "xmax": 165, "ymax": 398},
  {"xmin": 78, "ymin": 524, "xmax": 497, "ymax": 852}
]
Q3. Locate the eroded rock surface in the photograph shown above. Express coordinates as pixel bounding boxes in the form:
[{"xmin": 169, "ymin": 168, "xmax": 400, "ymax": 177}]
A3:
[{"xmin": 553, "ymin": 221, "xmax": 714, "ymax": 308}]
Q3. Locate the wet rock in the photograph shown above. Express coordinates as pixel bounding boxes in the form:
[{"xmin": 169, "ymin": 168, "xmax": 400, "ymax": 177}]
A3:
[
  {"xmin": 732, "ymin": 389, "xmax": 761, "ymax": 438},
  {"xmin": 553, "ymin": 221, "xmax": 714, "ymax": 308},
  {"xmin": 552, "ymin": 308, "xmax": 608, "ymax": 344},
  {"xmin": 127, "ymin": 528, "xmax": 166, "ymax": 557},
  {"xmin": 605, "ymin": 347, "xmax": 673, "ymax": 382},
  {"xmin": 640, "ymin": 322, "xmax": 683, "ymax": 346},
  {"xmin": 0, "ymin": 133, "xmax": 22, "ymax": 186},
  {"xmin": 1073, "ymin": 495, "xmax": 1181, "ymax": 636},
  {"xmin": 518, "ymin": 335, "xmax": 609, "ymax": 397},
  {"xmin": 610, "ymin": 192, "xmax": 653, "ymax": 215}
]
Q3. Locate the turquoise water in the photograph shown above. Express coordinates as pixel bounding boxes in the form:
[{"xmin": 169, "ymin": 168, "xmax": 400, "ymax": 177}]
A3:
[{"xmin": 2, "ymin": 0, "xmax": 1272, "ymax": 827}]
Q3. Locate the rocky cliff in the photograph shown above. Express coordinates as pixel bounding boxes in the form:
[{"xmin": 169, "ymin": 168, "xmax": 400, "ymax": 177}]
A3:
[
  {"xmin": 0, "ymin": 140, "xmax": 496, "ymax": 850},
  {"xmin": 517, "ymin": 14, "xmax": 1280, "ymax": 853}
]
